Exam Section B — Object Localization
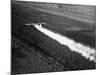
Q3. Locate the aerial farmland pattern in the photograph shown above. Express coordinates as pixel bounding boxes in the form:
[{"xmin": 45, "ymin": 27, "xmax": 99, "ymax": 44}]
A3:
[{"xmin": 11, "ymin": 0, "xmax": 96, "ymax": 75}]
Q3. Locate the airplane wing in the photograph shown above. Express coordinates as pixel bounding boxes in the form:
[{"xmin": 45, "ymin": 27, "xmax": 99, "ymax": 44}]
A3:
[{"xmin": 25, "ymin": 23, "xmax": 46, "ymax": 26}]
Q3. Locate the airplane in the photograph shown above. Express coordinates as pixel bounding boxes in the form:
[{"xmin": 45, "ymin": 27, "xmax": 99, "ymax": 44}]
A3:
[{"xmin": 25, "ymin": 22, "xmax": 46, "ymax": 27}]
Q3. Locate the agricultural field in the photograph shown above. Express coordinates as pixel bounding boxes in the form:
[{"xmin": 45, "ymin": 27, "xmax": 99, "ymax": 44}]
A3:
[{"xmin": 11, "ymin": 1, "xmax": 96, "ymax": 75}]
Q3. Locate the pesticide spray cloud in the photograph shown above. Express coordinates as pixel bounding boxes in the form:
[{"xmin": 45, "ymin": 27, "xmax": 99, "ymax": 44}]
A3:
[{"xmin": 31, "ymin": 24, "xmax": 96, "ymax": 62}]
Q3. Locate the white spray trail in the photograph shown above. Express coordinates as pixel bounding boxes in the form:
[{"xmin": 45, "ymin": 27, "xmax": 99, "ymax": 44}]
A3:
[{"xmin": 34, "ymin": 24, "xmax": 96, "ymax": 62}]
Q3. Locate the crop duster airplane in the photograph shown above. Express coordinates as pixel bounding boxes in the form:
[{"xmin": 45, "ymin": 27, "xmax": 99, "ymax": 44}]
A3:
[{"xmin": 25, "ymin": 22, "xmax": 46, "ymax": 27}]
